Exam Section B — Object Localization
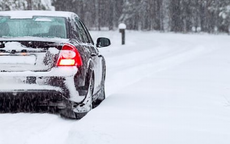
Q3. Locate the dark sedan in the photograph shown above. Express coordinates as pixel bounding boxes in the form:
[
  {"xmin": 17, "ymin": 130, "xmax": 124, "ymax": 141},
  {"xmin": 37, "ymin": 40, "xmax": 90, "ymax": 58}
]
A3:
[{"xmin": 0, "ymin": 11, "xmax": 110, "ymax": 119}]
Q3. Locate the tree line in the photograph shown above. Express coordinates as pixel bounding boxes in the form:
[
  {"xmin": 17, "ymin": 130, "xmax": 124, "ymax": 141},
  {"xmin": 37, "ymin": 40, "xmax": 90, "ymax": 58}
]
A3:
[
  {"xmin": 1, "ymin": 0, "xmax": 230, "ymax": 33},
  {"xmin": 0, "ymin": 0, "xmax": 53, "ymax": 11},
  {"xmin": 53, "ymin": 0, "xmax": 230, "ymax": 33}
]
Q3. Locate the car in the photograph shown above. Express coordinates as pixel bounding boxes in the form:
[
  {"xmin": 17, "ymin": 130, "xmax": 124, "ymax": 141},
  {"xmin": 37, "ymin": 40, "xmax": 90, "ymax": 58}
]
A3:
[{"xmin": 0, "ymin": 11, "xmax": 110, "ymax": 119}]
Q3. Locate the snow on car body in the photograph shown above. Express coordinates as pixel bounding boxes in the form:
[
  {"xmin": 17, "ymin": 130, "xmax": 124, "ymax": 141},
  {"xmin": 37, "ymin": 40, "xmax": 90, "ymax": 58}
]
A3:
[{"xmin": 0, "ymin": 11, "xmax": 110, "ymax": 119}]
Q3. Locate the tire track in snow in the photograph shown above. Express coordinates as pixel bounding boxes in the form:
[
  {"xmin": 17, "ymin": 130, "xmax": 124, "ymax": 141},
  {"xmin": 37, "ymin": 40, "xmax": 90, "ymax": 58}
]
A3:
[
  {"xmin": 0, "ymin": 114, "xmax": 75, "ymax": 144},
  {"xmin": 105, "ymin": 45, "xmax": 214, "ymax": 96},
  {"xmin": 95, "ymin": 32, "xmax": 219, "ymax": 96},
  {"xmin": 24, "ymin": 117, "xmax": 75, "ymax": 144},
  {"xmin": 98, "ymin": 32, "xmax": 223, "ymax": 96}
]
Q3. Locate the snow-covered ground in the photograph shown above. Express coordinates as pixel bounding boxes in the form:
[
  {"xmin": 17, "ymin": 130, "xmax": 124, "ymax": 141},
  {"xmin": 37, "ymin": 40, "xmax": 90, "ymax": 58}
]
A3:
[{"xmin": 1, "ymin": 31, "xmax": 230, "ymax": 144}]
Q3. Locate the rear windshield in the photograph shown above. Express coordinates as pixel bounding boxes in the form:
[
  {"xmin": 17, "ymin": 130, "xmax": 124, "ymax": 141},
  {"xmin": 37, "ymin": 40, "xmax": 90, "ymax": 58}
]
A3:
[{"xmin": 0, "ymin": 16, "xmax": 67, "ymax": 39}]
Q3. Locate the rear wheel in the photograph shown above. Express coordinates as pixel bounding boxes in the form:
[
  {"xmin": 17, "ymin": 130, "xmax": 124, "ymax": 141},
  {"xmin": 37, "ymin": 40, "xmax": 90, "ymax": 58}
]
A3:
[
  {"xmin": 92, "ymin": 83, "xmax": 105, "ymax": 108},
  {"xmin": 93, "ymin": 62, "xmax": 106, "ymax": 108},
  {"xmin": 74, "ymin": 74, "xmax": 94, "ymax": 119},
  {"xmin": 60, "ymin": 72, "xmax": 94, "ymax": 120}
]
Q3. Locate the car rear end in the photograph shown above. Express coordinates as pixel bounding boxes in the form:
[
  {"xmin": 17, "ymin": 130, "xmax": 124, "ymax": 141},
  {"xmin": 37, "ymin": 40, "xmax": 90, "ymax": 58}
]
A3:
[{"xmin": 0, "ymin": 13, "xmax": 83, "ymax": 112}]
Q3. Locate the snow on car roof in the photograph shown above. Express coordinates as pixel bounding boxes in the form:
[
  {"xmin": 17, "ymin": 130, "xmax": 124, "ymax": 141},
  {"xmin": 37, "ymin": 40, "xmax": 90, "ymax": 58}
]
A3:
[{"xmin": 0, "ymin": 11, "xmax": 78, "ymax": 19}]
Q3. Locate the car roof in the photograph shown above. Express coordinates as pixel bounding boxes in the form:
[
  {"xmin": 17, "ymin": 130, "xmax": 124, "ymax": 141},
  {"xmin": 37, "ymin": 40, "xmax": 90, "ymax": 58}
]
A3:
[{"xmin": 0, "ymin": 11, "xmax": 78, "ymax": 19}]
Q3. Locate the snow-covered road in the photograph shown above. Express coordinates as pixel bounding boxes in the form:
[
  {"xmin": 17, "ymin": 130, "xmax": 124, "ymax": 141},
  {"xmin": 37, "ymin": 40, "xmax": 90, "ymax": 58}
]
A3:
[{"xmin": 1, "ymin": 31, "xmax": 230, "ymax": 144}]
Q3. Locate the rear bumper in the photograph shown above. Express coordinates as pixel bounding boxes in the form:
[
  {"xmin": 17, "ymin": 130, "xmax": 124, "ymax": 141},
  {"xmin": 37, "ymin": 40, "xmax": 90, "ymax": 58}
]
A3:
[
  {"xmin": 0, "ymin": 90, "xmax": 67, "ymax": 112},
  {"xmin": 0, "ymin": 67, "xmax": 85, "ymax": 103}
]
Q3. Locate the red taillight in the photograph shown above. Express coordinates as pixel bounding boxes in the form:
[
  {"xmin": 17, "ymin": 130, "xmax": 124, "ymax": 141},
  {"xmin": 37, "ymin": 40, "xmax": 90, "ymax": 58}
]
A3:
[{"xmin": 57, "ymin": 44, "xmax": 82, "ymax": 67}]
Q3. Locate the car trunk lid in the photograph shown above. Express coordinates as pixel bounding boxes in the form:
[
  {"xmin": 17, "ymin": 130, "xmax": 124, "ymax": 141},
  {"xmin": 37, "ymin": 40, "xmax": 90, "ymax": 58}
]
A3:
[{"xmin": 0, "ymin": 40, "xmax": 65, "ymax": 72}]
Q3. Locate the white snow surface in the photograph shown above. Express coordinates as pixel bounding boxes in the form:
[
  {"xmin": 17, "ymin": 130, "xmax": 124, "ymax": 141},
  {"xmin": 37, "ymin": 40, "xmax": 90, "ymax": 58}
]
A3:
[{"xmin": 1, "ymin": 31, "xmax": 230, "ymax": 144}]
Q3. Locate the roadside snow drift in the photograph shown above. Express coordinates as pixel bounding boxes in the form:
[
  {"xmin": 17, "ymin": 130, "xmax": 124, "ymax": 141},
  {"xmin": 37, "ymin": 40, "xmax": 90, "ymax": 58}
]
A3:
[{"xmin": 1, "ymin": 31, "xmax": 230, "ymax": 144}]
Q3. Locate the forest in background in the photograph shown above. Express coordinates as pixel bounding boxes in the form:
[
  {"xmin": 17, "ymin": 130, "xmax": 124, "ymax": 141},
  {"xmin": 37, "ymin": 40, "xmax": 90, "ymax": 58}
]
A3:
[{"xmin": 1, "ymin": 0, "xmax": 230, "ymax": 33}]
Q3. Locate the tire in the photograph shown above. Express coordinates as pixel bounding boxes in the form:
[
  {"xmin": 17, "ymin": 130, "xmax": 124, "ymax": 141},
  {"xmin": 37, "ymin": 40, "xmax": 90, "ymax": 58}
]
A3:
[
  {"xmin": 93, "ymin": 61, "xmax": 106, "ymax": 108},
  {"xmin": 75, "ymin": 73, "xmax": 94, "ymax": 119},
  {"xmin": 92, "ymin": 83, "xmax": 105, "ymax": 108},
  {"xmin": 60, "ymin": 109, "xmax": 87, "ymax": 120},
  {"xmin": 60, "ymin": 73, "xmax": 94, "ymax": 120}
]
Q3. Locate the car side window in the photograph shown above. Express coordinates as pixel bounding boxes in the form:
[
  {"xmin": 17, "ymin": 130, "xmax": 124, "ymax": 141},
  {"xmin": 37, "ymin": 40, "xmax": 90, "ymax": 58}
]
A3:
[
  {"xmin": 78, "ymin": 20, "xmax": 94, "ymax": 45},
  {"xmin": 75, "ymin": 18, "xmax": 90, "ymax": 43},
  {"xmin": 70, "ymin": 18, "xmax": 83, "ymax": 41}
]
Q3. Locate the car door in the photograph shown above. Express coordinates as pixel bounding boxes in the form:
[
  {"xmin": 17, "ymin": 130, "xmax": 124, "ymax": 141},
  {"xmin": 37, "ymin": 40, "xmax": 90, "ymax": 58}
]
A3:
[{"xmin": 74, "ymin": 18, "xmax": 103, "ymax": 94}]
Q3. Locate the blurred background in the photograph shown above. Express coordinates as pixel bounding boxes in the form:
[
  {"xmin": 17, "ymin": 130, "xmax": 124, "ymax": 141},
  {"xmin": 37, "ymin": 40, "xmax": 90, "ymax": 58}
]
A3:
[{"xmin": 1, "ymin": 0, "xmax": 230, "ymax": 33}]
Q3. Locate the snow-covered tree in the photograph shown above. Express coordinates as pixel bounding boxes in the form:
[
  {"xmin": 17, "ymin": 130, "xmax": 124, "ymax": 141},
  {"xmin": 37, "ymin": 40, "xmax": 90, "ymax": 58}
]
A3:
[
  {"xmin": 0, "ymin": 0, "xmax": 54, "ymax": 11},
  {"xmin": 51, "ymin": 0, "xmax": 230, "ymax": 33}
]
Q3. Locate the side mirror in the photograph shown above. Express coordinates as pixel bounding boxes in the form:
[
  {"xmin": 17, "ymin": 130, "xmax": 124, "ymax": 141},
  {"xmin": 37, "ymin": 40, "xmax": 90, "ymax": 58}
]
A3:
[{"xmin": 96, "ymin": 37, "xmax": 111, "ymax": 48}]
